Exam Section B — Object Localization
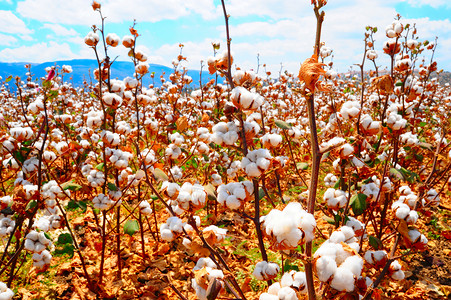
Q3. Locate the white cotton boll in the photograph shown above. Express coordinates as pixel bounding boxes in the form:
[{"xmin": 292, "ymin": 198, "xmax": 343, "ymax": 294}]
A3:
[
  {"xmin": 292, "ymin": 271, "xmax": 307, "ymax": 293},
  {"xmin": 392, "ymin": 201, "xmax": 410, "ymax": 220},
  {"xmin": 364, "ymin": 250, "xmax": 387, "ymax": 265},
  {"xmin": 390, "ymin": 260, "xmax": 405, "ymax": 280},
  {"xmin": 35, "ymin": 217, "xmax": 51, "ymax": 232},
  {"xmin": 24, "ymin": 239, "xmax": 35, "ymax": 252},
  {"xmin": 253, "ymin": 261, "xmax": 280, "ymax": 281},
  {"xmin": 401, "ymin": 193, "xmax": 418, "ymax": 209},
  {"xmin": 278, "ymin": 287, "xmax": 297, "ymax": 300},
  {"xmin": 267, "ymin": 282, "xmax": 281, "ymax": 295},
  {"xmin": 340, "ymin": 101, "xmax": 361, "ymax": 120},
  {"xmin": 160, "ymin": 227, "xmax": 174, "ymax": 241},
  {"xmin": 256, "ymin": 157, "xmax": 270, "ymax": 170},
  {"xmin": 340, "ymin": 143, "xmax": 354, "ymax": 157},
  {"xmin": 331, "ymin": 266, "xmax": 355, "ymax": 292},
  {"xmin": 330, "ymin": 231, "xmax": 346, "ymax": 244},
  {"xmin": 316, "ymin": 256, "xmax": 337, "ymax": 282},
  {"xmin": 225, "ymin": 195, "xmax": 240, "ymax": 210},
  {"xmin": 314, "ymin": 241, "xmax": 337, "ymax": 259},
  {"xmin": 406, "ymin": 210, "xmax": 418, "ymax": 224},
  {"xmin": 0, "ymin": 287, "xmax": 14, "ymax": 300},
  {"xmin": 34, "ymin": 242, "xmax": 46, "ymax": 253},
  {"xmin": 245, "ymin": 163, "xmax": 261, "ymax": 177},
  {"xmin": 340, "ymin": 226, "xmax": 355, "ymax": 241},
  {"xmin": 340, "ymin": 255, "xmax": 363, "ymax": 277},
  {"xmin": 259, "ymin": 294, "xmax": 279, "ymax": 300},
  {"xmin": 38, "ymin": 232, "xmax": 51, "ymax": 245},
  {"xmin": 280, "ymin": 272, "xmax": 295, "ymax": 287}
]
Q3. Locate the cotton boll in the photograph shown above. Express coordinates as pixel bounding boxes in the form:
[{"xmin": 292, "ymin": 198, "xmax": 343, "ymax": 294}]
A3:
[
  {"xmin": 267, "ymin": 282, "xmax": 281, "ymax": 295},
  {"xmin": 389, "ymin": 260, "xmax": 405, "ymax": 280},
  {"xmin": 316, "ymin": 256, "xmax": 337, "ymax": 282},
  {"xmin": 340, "ymin": 255, "xmax": 363, "ymax": 277},
  {"xmin": 253, "ymin": 261, "xmax": 280, "ymax": 281},
  {"xmin": 259, "ymin": 293, "xmax": 279, "ymax": 300},
  {"xmin": 292, "ymin": 271, "xmax": 307, "ymax": 293},
  {"xmin": 277, "ymin": 287, "xmax": 297, "ymax": 300},
  {"xmin": 330, "ymin": 266, "xmax": 355, "ymax": 292},
  {"xmin": 392, "ymin": 201, "xmax": 410, "ymax": 220},
  {"xmin": 406, "ymin": 210, "xmax": 419, "ymax": 224}
]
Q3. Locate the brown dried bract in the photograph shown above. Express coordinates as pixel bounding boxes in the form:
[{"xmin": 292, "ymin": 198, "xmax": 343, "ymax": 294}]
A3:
[
  {"xmin": 298, "ymin": 54, "xmax": 326, "ymax": 92},
  {"xmin": 369, "ymin": 74, "xmax": 393, "ymax": 94}
]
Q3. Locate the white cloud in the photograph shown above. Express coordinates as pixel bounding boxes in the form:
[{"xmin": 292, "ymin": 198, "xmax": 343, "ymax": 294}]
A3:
[
  {"xmin": 17, "ymin": 0, "xmax": 98, "ymax": 26},
  {"xmin": 0, "ymin": 10, "xmax": 33, "ymax": 34},
  {"xmin": 0, "ymin": 42, "xmax": 81, "ymax": 63},
  {"xmin": 16, "ymin": 0, "xmax": 217, "ymax": 25},
  {"xmin": 0, "ymin": 33, "xmax": 17, "ymax": 46},
  {"xmin": 402, "ymin": 0, "xmax": 451, "ymax": 8},
  {"xmin": 42, "ymin": 23, "xmax": 79, "ymax": 36}
]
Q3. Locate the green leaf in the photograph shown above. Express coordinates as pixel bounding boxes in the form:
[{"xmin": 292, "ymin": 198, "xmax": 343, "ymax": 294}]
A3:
[
  {"xmin": 369, "ymin": 235, "xmax": 383, "ymax": 250},
  {"xmin": 123, "ymin": 220, "xmax": 139, "ymax": 236},
  {"xmin": 322, "ymin": 215, "xmax": 336, "ymax": 225},
  {"xmin": 350, "ymin": 193, "xmax": 367, "ymax": 216},
  {"xmin": 283, "ymin": 260, "xmax": 300, "ymax": 272},
  {"xmin": 42, "ymin": 79, "xmax": 52, "ymax": 89},
  {"xmin": 107, "ymin": 182, "xmax": 118, "ymax": 191},
  {"xmin": 95, "ymin": 163, "xmax": 104, "ymax": 171},
  {"xmin": 395, "ymin": 81, "xmax": 403, "ymax": 86},
  {"xmin": 275, "ymin": 120, "xmax": 292, "ymax": 130},
  {"xmin": 419, "ymin": 122, "xmax": 427, "ymax": 127},
  {"xmin": 25, "ymin": 200, "xmax": 37, "ymax": 211},
  {"xmin": 57, "ymin": 233, "xmax": 73, "ymax": 245},
  {"xmin": 54, "ymin": 244, "xmax": 74, "ymax": 257},
  {"xmin": 61, "ymin": 181, "xmax": 82, "ymax": 191},
  {"xmin": 5, "ymin": 75, "xmax": 13, "ymax": 83},
  {"xmin": 12, "ymin": 151, "xmax": 24, "ymax": 164},
  {"xmin": 153, "ymin": 168, "xmax": 168, "ymax": 181},
  {"xmin": 258, "ymin": 188, "xmax": 265, "ymax": 200},
  {"xmin": 296, "ymin": 162, "xmax": 309, "ymax": 170},
  {"xmin": 389, "ymin": 168, "xmax": 404, "ymax": 181}
]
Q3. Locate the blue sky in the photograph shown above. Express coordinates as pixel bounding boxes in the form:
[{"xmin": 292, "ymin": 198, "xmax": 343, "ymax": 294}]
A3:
[{"xmin": 0, "ymin": 0, "xmax": 450, "ymax": 75}]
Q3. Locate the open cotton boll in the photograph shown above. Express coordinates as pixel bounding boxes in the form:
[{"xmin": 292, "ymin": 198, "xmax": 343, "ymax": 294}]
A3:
[
  {"xmin": 292, "ymin": 271, "xmax": 307, "ymax": 293},
  {"xmin": 259, "ymin": 293, "xmax": 279, "ymax": 300},
  {"xmin": 389, "ymin": 260, "xmax": 405, "ymax": 280},
  {"xmin": 261, "ymin": 133, "xmax": 283, "ymax": 148},
  {"xmin": 253, "ymin": 261, "xmax": 280, "ymax": 281},
  {"xmin": 316, "ymin": 255, "xmax": 337, "ymax": 282},
  {"xmin": 139, "ymin": 200, "xmax": 153, "ymax": 215},
  {"xmin": 330, "ymin": 266, "xmax": 355, "ymax": 292},
  {"xmin": 406, "ymin": 210, "xmax": 419, "ymax": 224},
  {"xmin": 324, "ymin": 173, "xmax": 338, "ymax": 188},
  {"xmin": 340, "ymin": 101, "xmax": 361, "ymax": 120},
  {"xmin": 323, "ymin": 188, "xmax": 348, "ymax": 210},
  {"xmin": 340, "ymin": 255, "xmax": 363, "ymax": 277},
  {"xmin": 278, "ymin": 287, "xmax": 297, "ymax": 300},
  {"xmin": 392, "ymin": 201, "xmax": 410, "ymax": 220},
  {"xmin": 261, "ymin": 202, "xmax": 316, "ymax": 250},
  {"xmin": 364, "ymin": 250, "xmax": 387, "ymax": 266},
  {"xmin": 0, "ymin": 281, "xmax": 14, "ymax": 300}
]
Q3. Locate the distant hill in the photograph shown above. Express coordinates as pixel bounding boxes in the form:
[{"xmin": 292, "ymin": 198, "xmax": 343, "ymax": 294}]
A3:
[{"xmin": 0, "ymin": 59, "xmax": 216, "ymax": 89}]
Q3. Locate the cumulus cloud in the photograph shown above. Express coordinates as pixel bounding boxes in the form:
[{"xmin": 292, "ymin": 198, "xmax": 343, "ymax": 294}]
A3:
[
  {"xmin": 0, "ymin": 33, "xmax": 17, "ymax": 46},
  {"xmin": 42, "ymin": 23, "xmax": 79, "ymax": 36},
  {"xmin": 0, "ymin": 42, "xmax": 81, "ymax": 63},
  {"xmin": 401, "ymin": 0, "xmax": 451, "ymax": 8},
  {"xmin": 17, "ymin": 0, "xmax": 218, "ymax": 25},
  {"xmin": 0, "ymin": 10, "xmax": 33, "ymax": 35}
]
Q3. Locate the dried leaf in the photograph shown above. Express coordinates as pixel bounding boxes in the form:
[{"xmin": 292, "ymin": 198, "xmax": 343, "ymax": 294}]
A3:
[{"xmin": 298, "ymin": 54, "xmax": 326, "ymax": 92}]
